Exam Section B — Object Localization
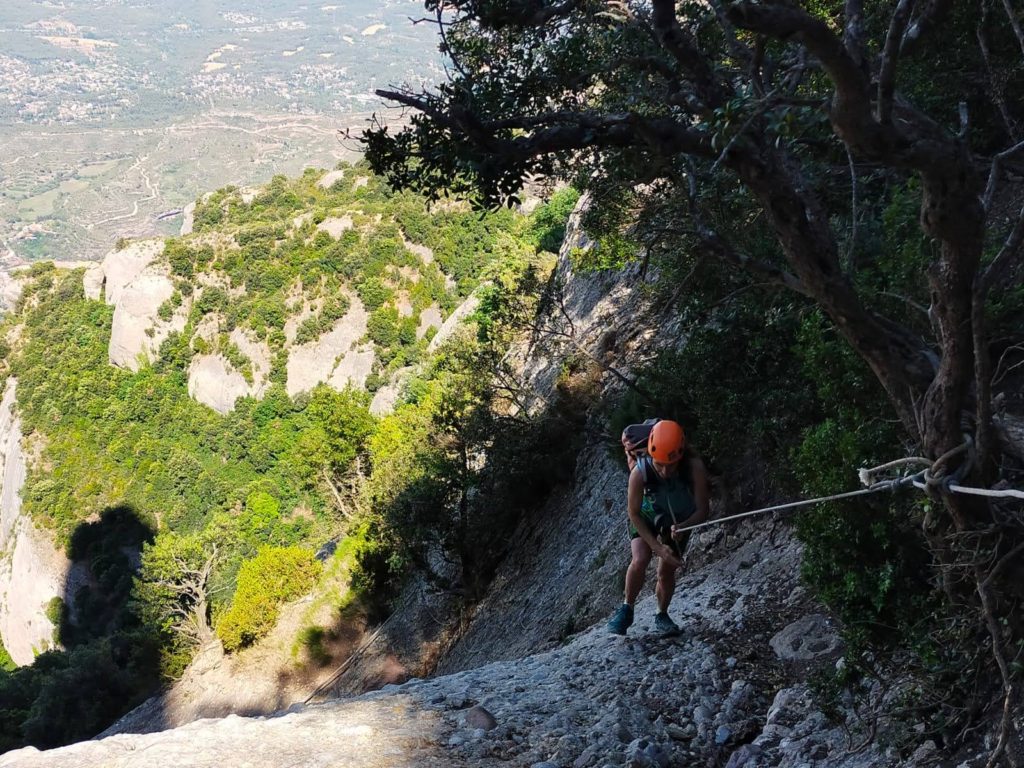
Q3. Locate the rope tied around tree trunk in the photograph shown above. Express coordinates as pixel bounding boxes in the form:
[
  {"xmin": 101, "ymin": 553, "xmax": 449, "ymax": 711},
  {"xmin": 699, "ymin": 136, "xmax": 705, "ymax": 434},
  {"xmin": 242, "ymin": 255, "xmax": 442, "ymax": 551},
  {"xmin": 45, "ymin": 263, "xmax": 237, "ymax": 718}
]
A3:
[{"xmin": 679, "ymin": 441, "xmax": 1023, "ymax": 535}]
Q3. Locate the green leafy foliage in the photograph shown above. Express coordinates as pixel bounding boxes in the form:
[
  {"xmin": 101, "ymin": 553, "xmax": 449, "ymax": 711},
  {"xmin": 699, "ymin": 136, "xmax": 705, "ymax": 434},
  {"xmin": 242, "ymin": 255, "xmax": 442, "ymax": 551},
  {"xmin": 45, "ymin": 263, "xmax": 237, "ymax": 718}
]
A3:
[
  {"xmin": 216, "ymin": 546, "xmax": 321, "ymax": 652},
  {"xmin": 0, "ymin": 164, "xmax": 559, "ymax": 748}
]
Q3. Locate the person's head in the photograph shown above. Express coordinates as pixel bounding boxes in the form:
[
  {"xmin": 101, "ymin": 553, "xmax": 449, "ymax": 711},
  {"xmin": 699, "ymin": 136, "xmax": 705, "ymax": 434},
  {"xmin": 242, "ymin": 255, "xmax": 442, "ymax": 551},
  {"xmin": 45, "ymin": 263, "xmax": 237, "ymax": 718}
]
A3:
[{"xmin": 648, "ymin": 420, "xmax": 685, "ymax": 477}]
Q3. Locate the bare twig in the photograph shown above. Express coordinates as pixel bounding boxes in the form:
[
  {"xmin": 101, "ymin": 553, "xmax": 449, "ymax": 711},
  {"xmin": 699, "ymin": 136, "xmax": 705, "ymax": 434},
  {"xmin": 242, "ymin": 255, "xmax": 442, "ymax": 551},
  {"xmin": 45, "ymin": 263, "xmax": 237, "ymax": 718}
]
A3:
[{"xmin": 845, "ymin": 145, "xmax": 859, "ymax": 269}]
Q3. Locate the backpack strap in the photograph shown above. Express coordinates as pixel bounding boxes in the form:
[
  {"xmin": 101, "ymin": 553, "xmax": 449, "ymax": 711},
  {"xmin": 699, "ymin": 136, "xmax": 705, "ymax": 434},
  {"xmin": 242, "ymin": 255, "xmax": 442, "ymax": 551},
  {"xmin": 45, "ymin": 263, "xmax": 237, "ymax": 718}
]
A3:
[{"xmin": 637, "ymin": 456, "xmax": 659, "ymax": 495}]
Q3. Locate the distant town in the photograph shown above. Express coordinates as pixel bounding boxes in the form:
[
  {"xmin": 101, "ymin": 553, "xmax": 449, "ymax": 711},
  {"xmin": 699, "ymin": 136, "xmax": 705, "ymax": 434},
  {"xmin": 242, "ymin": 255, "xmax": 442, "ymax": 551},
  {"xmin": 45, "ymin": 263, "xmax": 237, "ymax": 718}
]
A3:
[{"xmin": 0, "ymin": 0, "xmax": 441, "ymax": 263}]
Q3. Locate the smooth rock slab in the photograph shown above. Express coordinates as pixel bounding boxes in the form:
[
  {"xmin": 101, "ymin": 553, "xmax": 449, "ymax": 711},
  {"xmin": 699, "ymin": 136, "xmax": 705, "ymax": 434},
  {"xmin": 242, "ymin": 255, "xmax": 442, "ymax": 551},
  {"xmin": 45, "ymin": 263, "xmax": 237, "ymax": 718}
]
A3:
[{"xmin": 0, "ymin": 696, "xmax": 448, "ymax": 768}]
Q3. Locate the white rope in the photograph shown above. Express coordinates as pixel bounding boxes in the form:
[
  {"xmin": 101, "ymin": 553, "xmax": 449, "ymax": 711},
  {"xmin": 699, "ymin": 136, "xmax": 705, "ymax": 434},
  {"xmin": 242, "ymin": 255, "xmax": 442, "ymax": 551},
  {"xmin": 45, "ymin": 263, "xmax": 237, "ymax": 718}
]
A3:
[
  {"xmin": 911, "ymin": 479, "xmax": 1024, "ymax": 500},
  {"xmin": 679, "ymin": 477, "xmax": 914, "ymax": 534},
  {"xmin": 676, "ymin": 461, "xmax": 1024, "ymax": 535}
]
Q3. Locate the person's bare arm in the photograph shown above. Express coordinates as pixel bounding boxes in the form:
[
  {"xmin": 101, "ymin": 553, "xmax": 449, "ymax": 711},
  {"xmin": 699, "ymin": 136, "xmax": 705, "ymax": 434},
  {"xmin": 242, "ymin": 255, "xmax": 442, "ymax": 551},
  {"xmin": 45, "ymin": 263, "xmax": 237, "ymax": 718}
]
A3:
[
  {"xmin": 673, "ymin": 458, "xmax": 710, "ymax": 534},
  {"xmin": 628, "ymin": 468, "xmax": 682, "ymax": 568}
]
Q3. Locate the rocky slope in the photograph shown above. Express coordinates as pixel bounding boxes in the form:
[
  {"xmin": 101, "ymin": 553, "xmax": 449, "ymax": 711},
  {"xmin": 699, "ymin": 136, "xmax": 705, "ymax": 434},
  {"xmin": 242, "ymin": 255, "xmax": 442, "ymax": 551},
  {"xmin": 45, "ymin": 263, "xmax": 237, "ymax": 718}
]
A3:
[{"xmin": 0, "ymin": 524, "xmax": 950, "ymax": 768}]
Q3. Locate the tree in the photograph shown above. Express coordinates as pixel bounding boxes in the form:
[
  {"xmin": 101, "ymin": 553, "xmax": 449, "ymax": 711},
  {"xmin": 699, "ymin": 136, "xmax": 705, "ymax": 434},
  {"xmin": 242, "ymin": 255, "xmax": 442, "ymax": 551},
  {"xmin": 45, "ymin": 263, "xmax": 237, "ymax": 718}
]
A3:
[
  {"xmin": 365, "ymin": 1, "xmax": 1024, "ymax": 759},
  {"xmin": 134, "ymin": 534, "xmax": 218, "ymax": 651}
]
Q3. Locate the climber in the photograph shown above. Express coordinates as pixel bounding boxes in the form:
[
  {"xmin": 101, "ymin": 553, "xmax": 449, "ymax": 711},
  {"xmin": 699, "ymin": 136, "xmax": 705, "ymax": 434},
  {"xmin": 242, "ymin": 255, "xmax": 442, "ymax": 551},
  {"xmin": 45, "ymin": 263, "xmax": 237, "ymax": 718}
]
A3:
[{"xmin": 607, "ymin": 419, "xmax": 710, "ymax": 636}]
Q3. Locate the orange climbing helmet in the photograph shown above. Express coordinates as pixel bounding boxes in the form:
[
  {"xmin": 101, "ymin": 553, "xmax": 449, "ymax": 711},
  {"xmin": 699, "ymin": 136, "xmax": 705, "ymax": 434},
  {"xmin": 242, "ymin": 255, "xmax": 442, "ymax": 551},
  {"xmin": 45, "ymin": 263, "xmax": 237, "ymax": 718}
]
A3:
[{"xmin": 648, "ymin": 420, "xmax": 685, "ymax": 464}]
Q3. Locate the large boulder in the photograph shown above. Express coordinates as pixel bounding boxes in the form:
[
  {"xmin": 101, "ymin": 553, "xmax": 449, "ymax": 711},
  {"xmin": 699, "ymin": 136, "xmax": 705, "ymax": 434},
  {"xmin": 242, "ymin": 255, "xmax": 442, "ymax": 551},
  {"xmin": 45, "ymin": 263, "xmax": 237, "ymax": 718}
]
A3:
[{"xmin": 769, "ymin": 614, "xmax": 843, "ymax": 663}]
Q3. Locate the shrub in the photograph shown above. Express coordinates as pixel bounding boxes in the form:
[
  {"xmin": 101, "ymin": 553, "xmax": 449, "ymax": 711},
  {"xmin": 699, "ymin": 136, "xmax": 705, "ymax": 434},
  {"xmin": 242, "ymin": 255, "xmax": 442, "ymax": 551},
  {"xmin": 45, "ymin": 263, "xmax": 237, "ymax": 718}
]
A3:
[{"xmin": 216, "ymin": 546, "xmax": 321, "ymax": 652}]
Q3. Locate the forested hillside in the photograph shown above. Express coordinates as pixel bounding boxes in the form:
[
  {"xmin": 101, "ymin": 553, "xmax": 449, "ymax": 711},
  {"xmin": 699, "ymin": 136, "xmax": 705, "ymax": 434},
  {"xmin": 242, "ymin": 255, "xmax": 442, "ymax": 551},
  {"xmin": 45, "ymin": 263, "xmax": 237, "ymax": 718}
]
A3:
[{"xmin": 0, "ymin": 164, "xmax": 579, "ymax": 751}]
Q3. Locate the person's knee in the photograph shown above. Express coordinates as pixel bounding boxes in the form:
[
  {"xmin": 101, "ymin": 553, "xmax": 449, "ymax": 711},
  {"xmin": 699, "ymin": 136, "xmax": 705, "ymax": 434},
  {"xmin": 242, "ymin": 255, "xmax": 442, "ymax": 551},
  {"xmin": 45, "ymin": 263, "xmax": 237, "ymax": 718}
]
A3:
[
  {"xmin": 630, "ymin": 550, "xmax": 652, "ymax": 571},
  {"xmin": 657, "ymin": 562, "xmax": 677, "ymax": 582}
]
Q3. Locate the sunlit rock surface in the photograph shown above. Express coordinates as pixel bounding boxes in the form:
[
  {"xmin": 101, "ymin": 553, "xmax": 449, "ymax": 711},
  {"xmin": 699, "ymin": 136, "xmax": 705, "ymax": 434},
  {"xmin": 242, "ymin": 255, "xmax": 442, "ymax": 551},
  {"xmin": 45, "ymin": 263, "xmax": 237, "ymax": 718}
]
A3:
[{"xmin": 0, "ymin": 379, "xmax": 77, "ymax": 665}]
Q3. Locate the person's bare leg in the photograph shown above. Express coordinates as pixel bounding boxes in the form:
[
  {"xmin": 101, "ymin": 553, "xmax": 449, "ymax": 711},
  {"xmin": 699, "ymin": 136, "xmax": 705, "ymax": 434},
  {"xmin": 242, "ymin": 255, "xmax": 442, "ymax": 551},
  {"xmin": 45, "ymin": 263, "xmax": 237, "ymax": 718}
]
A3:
[
  {"xmin": 655, "ymin": 556, "xmax": 677, "ymax": 613},
  {"xmin": 624, "ymin": 538, "xmax": 651, "ymax": 607}
]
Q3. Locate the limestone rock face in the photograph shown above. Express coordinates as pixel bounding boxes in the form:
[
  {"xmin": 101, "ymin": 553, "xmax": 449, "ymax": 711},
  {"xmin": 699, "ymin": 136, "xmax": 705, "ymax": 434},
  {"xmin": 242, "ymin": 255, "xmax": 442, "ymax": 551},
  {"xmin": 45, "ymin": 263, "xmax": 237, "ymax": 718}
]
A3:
[
  {"xmin": 180, "ymin": 202, "xmax": 196, "ymax": 236},
  {"xmin": 187, "ymin": 330, "xmax": 272, "ymax": 414},
  {"xmin": 99, "ymin": 240, "xmax": 166, "ymax": 308},
  {"xmin": 88, "ymin": 240, "xmax": 187, "ymax": 371},
  {"xmin": 187, "ymin": 356, "xmax": 252, "ymax": 415},
  {"xmin": 0, "ymin": 554, "xmax": 914, "ymax": 768},
  {"xmin": 286, "ymin": 297, "xmax": 369, "ymax": 397},
  {"xmin": 369, "ymin": 366, "xmax": 414, "ymax": 416},
  {"xmin": 0, "ymin": 379, "xmax": 76, "ymax": 666},
  {"xmin": 0, "ymin": 380, "xmax": 25, "ymax": 546},
  {"xmin": 418, "ymin": 305, "xmax": 443, "ymax": 339},
  {"xmin": 401, "ymin": 234, "xmax": 434, "ymax": 265},
  {"xmin": 0, "ymin": 270, "xmax": 25, "ymax": 311},
  {"xmin": 0, "ymin": 520, "xmax": 75, "ymax": 665},
  {"xmin": 316, "ymin": 169, "xmax": 346, "ymax": 189},
  {"xmin": 82, "ymin": 263, "xmax": 104, "ymax": 301},
  {"xmin": 108, "ymin": 272, "xmax": 178, "ymax": 370},
  {"xmin": 427, "ymin": 294, "xmax": 480, "ymax": 353},
  {"xmin": 316, "ymin": 216, "xmax": 353, "ymax": 238}
]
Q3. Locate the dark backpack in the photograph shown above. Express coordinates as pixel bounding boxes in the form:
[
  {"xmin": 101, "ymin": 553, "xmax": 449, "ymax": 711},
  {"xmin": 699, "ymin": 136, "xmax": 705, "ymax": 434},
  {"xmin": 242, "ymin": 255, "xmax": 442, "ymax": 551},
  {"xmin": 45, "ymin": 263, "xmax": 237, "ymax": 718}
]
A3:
[{"xmin": 621, "ymin": 418, "xmax": 660, "ymax": 460}]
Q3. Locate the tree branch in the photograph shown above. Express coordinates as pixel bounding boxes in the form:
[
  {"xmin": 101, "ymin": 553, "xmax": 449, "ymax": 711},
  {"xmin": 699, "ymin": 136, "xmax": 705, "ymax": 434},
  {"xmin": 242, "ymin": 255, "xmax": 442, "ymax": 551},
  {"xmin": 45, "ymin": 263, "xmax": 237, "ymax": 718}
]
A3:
[
  {"xmin": 877, "ymin": 0, "xmax": 917, "ymax": 125},
  {"xmin": 650, "ymin": 0, "xmax": 724, "ymax": 109}
]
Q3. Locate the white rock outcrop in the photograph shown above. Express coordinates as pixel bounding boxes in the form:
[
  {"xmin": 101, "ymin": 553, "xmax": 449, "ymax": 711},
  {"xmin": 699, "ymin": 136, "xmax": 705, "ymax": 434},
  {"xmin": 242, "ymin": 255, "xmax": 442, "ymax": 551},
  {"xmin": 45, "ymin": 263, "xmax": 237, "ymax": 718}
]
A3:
[
  {"xmin": 180, "ymin": 202, "xmax": 196, "ymax": 236},
  {"xmin": 187, "ymin": 329, "xmax": 272, "ymax": 414},
  {"xmin": 89, "ymin": 240, "xmax": 191, "ymax": 371},
  {"xmin": 428, "ymin": 294, "xmax": 481, "ymax": 352},
  {"xmin": 317, "ymin": 169, "xmax": 346, "ymax": 190},
  {"xmin": 417, "ymin": 304, "xmax": 443, "ymax": 339},
  {"xmin": 0, "ymin": 380, "xmax": 25, "ymax": 546},
  {"xmin": 187, "ymin": 356, "xmax": 253, "ymax": 416},
  {"xmin": 82, "ymin": 263, "xmax": 104, "ymax": 301},
  {"xmin": 0, "ymin": 379, "xmax": 75, "ymax": 666},
  {"xmin": 0, "ymin": 269, "xmax": 25, "ymax": 311},
  {"xmin": 401, "ymin": 235, "xmax": 434, "ymax": 265},
  {"xmin": 285, "ymin": 297, "xmax": 369, "ymax": 397},
  {"xmin": 369, "ymin": 366, "xmax": 414, "ymax": 416},
  {"xmin": 316, "ymin": 216, "xmax": 352, "ymax": 238},
  {"xmin": 97, "ymin": 240, "xmax": 165, "ymax": 307}
]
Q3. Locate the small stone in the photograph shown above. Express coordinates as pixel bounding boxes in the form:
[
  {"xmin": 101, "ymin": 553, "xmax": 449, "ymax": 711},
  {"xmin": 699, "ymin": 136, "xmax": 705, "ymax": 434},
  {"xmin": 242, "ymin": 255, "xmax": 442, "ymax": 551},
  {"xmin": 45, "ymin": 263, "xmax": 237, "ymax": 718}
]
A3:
[
  {"xmin": 715, "ymin": 725, "xmax": 732, "ymax": 746},
  {"xmin": 464, "ymin": 705, "xmax": 498, "ymax": 731},
  {"xmin": 807, "ymin": 743, "xmax": 829, "ymax": 760},
  {"xmin": 725, "ymin": 657, "xmax": 737, "ymax": 668},
  {"xmin": 448, "ymin": 734, "xmax": 466, "ymax": 747},
  {"xmin": 665, "ymin": 724, "xmax": 688, "ymax": 741}
]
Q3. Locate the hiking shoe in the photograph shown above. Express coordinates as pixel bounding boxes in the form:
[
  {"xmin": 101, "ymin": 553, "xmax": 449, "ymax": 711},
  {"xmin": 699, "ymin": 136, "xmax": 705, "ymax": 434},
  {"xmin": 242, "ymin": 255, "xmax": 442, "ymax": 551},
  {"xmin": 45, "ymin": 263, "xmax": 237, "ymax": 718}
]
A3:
[
  {"xmin": 654, "ymin": 611, "xmax": 680, "ymax": 636},
  {"xmin": 607, "ymin": 604, "xmax": 634, "ymax": 635}
]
